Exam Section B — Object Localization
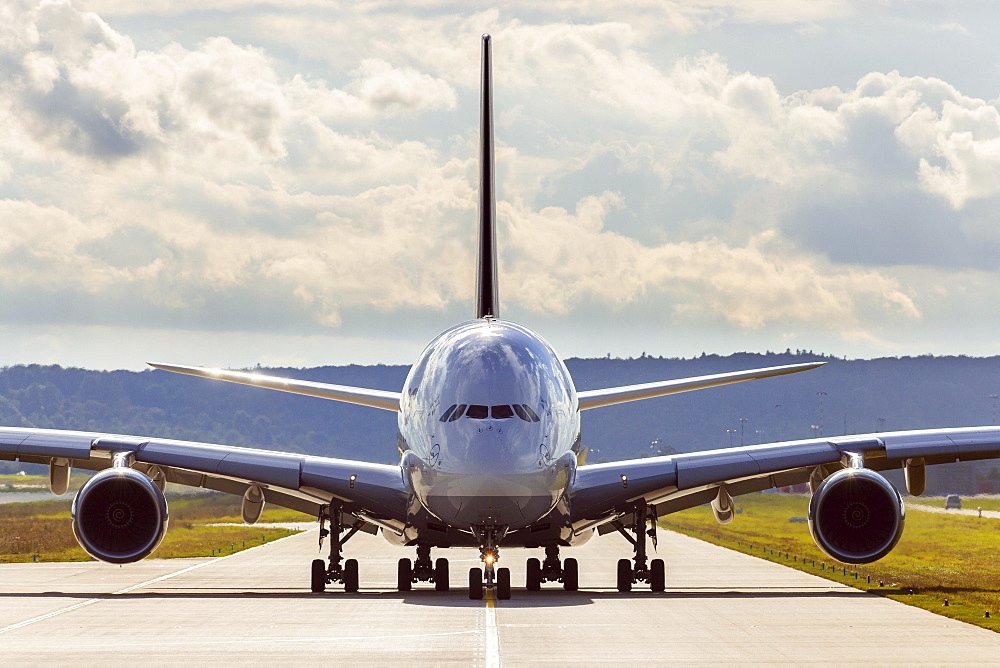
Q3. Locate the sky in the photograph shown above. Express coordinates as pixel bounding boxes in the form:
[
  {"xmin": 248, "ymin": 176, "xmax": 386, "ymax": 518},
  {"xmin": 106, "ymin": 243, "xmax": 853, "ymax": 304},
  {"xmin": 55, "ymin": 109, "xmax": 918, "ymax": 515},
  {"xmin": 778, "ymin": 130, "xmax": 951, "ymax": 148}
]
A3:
[{"xmin": 2, "ymin": 1, "xmax": 1000, "ymax": 370}]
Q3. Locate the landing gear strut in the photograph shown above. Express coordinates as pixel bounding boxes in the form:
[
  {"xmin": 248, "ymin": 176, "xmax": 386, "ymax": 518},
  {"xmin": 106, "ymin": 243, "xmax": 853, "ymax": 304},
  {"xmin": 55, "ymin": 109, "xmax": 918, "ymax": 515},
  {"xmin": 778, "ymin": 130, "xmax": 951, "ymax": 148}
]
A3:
[
  {"xmin": 525, "ymin": 545, "xmax": 578, "ymax": 591},
  {"xmin": 397, "ymin": 545, "xmax": 449, "ymax": 591},
  {"xmin": 612, "ymin": 503, "xmax": 665, "ymax": 592},
  {"xmin": 469, "ymin": 524, "xmax": 510, "ymax": 600},
  {"xmin": 311, "ymin": 506, "xmax": 364, "ymax": 593}
]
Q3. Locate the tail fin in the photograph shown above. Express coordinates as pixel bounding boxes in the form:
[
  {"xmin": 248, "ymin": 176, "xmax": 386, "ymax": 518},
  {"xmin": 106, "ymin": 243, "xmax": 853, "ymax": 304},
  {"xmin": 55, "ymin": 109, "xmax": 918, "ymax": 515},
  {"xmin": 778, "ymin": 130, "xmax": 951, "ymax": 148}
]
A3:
[{"xmin": 475, "ymin": 33, "xmax": 499, "ymax": 319}]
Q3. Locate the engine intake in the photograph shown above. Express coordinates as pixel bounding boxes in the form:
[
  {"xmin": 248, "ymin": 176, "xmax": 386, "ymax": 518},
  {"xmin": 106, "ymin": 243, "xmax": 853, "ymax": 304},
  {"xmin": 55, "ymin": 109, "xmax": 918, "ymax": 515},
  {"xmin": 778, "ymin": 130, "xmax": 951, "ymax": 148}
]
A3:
[
  {"xmin": 808, "ymin": 467, "xmax": 904, "ymax": 565},
  {"xmin": 72, "ymin": 467, "xmax": 169, "ymax": 564}
]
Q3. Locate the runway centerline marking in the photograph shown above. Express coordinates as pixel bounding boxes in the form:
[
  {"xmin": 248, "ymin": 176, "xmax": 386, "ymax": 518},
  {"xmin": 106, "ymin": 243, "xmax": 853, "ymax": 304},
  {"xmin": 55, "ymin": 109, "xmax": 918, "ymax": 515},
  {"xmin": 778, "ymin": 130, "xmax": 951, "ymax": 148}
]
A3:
[
  {"xmin": 0, "ymin": 531, "xmax": 303, "ymax": 636},
  {"xmin": 485, "ymin": 587, "xmax": 500, "ymax": 668}
]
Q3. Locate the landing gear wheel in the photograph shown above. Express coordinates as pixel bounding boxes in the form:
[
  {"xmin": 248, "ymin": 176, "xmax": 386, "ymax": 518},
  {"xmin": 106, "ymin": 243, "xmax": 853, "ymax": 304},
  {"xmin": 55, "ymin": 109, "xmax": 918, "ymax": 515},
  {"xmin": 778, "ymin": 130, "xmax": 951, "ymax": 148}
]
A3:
[
  {"xmin": 468, "ymin": 567, "xmax": 484, "ymax": 600},
  {"xmin": 434, "ymin": 557, "xmax": 450, "ymax": 591},
  {"xmin": 617, "ymin": 558, "xmax": 632, "ymax": 592},
  {"xmin": 563, "ymin": 557, "xmax": 579, "ymax": 591},
  {"xmin": 311, "ymin": 558, "xmax": 326, "ymax": 593},
  {"xmin": 343, "ymin": 558, "xmax": 359, "ymax": 592},
  {"xmin": 526, "ymin": 557, "xmax": 541, "ymax": 591},
  {"xmin": 650, "ymin": 558, "xmax": 665, "ymax": 592},
  {"xmin": 496, "ymin": 567, "xmax": 511, "ymax": 600},
  {"xmin": 397, "ymin": 558, "xmax": 413, "ymax": 592}
]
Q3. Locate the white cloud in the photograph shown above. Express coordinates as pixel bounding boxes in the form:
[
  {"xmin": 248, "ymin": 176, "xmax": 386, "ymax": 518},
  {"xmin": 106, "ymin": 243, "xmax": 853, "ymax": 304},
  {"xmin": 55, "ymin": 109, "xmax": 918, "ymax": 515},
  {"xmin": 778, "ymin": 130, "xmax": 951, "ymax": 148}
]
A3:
[
  {"xmin": 502, "ymin": 193, "xmax": 918, "ymax": 340},
  {"xmin": 2, "ymin": 0, "xmax": 1000, "ymax": 367}
]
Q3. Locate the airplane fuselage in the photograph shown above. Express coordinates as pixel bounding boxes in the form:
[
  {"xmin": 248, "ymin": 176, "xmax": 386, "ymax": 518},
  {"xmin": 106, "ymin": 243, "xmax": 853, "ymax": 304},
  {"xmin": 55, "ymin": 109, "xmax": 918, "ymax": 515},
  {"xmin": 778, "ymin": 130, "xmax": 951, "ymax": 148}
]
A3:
[{"xmin": 399, "ymin": 318, "xmax": 579, "ymax": 532}]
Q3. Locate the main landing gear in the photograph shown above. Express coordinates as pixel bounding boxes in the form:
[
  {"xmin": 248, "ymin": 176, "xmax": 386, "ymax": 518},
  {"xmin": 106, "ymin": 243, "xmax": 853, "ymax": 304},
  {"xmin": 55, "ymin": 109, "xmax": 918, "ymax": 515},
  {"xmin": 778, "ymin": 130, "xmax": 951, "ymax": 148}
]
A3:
[
  {"xmin": 525, "ymin": 545, "xmax": 578, "ymax": 591},
  {"xmin": 311, "ymin": 506, "xmax": 364, "ymax": 593},
  {"xmin": 612, "ymin": 503, "xmax": 665, "ymax": 592},
  {"xmin": 468, "ymin": 525, "xmax": 510, "ymax": 601},
  {"xmin": 397, "ymin": 545, "xmax": 450, "ymax": 591}
]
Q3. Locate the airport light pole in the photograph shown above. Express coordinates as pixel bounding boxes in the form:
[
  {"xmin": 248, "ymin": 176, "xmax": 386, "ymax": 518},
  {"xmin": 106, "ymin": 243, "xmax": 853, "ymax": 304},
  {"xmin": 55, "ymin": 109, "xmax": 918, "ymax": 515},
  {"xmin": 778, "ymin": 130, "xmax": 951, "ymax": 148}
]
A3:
[
  {"xmin": 816, "ymin": 391, "xmax": 827, "ymax": 437},
  {"xmin": 726, "ymin": 429, "xmax": 736, "ymax": 447},
  {"xmin": 739, "ymin": 417, "xmax": 747, "ymax": 446}
]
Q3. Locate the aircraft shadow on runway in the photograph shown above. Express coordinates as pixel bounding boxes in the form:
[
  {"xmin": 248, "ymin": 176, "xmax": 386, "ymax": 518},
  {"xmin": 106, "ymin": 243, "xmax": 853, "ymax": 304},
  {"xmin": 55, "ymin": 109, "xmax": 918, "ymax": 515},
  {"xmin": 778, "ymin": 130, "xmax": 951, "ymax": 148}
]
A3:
[{"xmin": 0, "ymin": 587, "xmax": 870, "ymax": 609}]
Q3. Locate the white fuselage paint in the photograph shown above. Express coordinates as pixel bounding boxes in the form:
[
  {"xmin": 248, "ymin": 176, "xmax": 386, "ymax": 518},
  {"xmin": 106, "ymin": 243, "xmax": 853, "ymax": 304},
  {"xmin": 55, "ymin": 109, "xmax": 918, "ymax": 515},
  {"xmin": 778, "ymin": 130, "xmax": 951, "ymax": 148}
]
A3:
[{"xmin": 399, "ymin": 319, "xmax": 579, "ymax": 531}]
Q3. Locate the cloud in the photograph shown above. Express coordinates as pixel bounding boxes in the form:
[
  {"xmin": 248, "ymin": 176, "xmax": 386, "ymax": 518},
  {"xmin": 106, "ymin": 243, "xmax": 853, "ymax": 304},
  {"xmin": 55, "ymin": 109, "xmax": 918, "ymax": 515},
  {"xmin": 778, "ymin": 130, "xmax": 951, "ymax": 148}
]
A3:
[
  {"xmin": 501, "ymin": 192, "xmax": 918, "ymax": 341},
  {"xmin": 2, "ymin": 0, "xmax": 1000, "ymax": 364}
]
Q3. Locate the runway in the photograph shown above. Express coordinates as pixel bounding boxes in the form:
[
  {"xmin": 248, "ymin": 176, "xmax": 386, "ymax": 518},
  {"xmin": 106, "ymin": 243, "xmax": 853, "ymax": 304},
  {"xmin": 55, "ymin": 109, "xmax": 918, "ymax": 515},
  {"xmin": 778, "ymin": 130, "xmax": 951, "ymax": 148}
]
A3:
[{"xmin": 1, "ymin": 528, "xmax": 997, "ymax": 665}]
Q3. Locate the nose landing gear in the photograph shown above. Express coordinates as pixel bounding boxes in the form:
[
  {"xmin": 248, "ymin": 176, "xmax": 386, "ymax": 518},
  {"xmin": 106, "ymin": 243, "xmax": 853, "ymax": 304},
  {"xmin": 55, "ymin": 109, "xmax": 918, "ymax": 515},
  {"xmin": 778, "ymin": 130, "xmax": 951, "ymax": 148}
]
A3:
[
  {"xmin": 469, "ymin": 524, "xmax": 510, "ymax": 600},
  {"xmin": 612, "ymin": 503, "xmax": 665, "ymax": 592}
]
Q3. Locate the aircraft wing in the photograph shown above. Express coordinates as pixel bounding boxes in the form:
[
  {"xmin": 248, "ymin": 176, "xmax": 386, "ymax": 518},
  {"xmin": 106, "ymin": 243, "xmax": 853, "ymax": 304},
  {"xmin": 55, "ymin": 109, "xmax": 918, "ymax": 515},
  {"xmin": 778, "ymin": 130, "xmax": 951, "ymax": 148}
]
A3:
[
  {"xmin": 148, "ymin": 363, "xmax": 401, "ymax": 411},
  {"xmin": 577, "ymin": 362, "xmax": 824, "ymax": 410},
  {"xmin": 569, "ymin": 426, "xmax": 1000, "ymax": 526},
  {"xmin": 0, "ymin": 427, "xmax": 407, "ymax": 530}
]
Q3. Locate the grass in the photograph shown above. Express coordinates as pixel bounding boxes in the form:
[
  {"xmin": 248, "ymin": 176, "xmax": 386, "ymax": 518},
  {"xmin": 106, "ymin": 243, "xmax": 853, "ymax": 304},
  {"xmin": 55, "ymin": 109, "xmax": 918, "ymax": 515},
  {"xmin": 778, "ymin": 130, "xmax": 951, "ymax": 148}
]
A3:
[
  {"xmin": 0, "ymin": 493, "xmax": 313, "ymax": 563},
  {"xmin": 663, "ymin": 493, "xmax": 1000, "ymax": 631},
  {"xmin": 0, "ymin": 472, "xmax": 91, "ymax": 492}
]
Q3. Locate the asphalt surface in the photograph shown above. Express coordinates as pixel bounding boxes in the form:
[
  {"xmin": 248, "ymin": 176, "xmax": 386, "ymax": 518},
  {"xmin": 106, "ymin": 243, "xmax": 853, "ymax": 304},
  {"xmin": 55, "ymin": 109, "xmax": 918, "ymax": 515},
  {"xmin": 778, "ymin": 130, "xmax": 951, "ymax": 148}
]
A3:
[{"xmin": 1, "ymin": 527, "xmax": 998, "ymax": 665}]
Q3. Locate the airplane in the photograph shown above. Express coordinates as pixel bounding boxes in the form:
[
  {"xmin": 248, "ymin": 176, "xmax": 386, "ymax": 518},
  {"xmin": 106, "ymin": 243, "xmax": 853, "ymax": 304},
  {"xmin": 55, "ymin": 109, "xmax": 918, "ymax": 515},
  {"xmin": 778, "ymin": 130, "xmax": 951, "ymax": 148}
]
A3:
[{"xmin": 3, "ymin": 34, "xmax": 1000, "ymax": 601}]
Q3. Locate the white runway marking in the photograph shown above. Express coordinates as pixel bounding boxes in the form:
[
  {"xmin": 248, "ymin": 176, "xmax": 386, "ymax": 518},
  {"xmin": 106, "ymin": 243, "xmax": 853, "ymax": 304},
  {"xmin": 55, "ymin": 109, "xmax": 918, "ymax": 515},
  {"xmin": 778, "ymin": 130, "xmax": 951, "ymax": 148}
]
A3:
[{"xmin": 0, "ymin": 531, "xmax": 303, "ymax": 636}]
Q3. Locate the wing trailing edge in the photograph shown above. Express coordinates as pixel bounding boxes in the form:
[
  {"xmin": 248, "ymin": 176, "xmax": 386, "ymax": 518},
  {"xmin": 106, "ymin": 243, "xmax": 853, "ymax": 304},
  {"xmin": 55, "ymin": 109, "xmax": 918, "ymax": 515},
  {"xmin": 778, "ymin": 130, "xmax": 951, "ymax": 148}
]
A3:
[
  {"xmin": 148, "ymin": 362, "xmax": 401, "ymax": 411},
  {"xmin": 577, "ymin": 361, "xmax": 825, "ymax": 411}
]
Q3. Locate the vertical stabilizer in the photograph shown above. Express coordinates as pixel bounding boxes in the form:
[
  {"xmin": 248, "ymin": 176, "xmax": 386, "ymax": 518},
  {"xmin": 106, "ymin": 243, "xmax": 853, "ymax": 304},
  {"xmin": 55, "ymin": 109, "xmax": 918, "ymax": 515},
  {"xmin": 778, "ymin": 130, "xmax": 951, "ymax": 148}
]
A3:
[{"xmin": 475, "ymin": 33, "xmax": 499, "ymax": 319}]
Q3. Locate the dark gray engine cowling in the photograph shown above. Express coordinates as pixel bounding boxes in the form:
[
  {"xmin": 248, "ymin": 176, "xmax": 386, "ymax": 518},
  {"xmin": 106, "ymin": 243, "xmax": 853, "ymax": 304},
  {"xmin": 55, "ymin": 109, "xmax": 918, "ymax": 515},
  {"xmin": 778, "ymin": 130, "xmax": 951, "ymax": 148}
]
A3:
[
  {"xmin": 808, "ymin": 467, "xmax": 904, "ymax": 564},
  {"xmin": 72, "ymin": 468, "xmax": 169, "ymax": 564}
]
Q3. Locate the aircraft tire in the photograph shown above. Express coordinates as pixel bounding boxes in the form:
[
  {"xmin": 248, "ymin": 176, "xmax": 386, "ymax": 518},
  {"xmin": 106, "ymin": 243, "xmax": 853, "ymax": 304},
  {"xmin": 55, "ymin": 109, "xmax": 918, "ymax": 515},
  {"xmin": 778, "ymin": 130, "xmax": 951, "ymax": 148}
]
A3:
[
  {"xmin": 525, "ymin": 558, "xmax": 541, "ymax": 590},
  {"xmin": 435, "ymin": 558, "xmax": 450, "ymax": 591},
  {"xmin": 311, "ymin": 558, "xmax": 326, "ymax": 593},
  {"xmin": 650, "ymin": 558, "xmax": 665, "ymax": 592},
  {"xmin": 344, "ymin": 558, "xmax": 359, "ymax": 592},
  {"xmin": 397, "ymin": 558, "xmax": 413, "ymax": 591},
  {"xmin": 468, "ymin": 567, "xmax": 484, "ymax": 600},
  {"xmin": 616, "ymin": 559, "xmax": 632, "ymax": 592},
  {"xmin": 497, "ymin": 567, "xmax": 511, "ymax": 600},
  {"xmin": 562, "ymin": 557, "xmax": 579, "ymax": 591}
]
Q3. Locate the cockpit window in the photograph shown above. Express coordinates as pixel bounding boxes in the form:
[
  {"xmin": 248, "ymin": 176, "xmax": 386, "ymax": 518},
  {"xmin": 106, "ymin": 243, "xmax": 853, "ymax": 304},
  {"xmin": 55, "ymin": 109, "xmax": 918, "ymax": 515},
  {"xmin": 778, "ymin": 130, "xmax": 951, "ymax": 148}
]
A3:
[
  {"xmin": 441, "ymin": 403, "xmax": 540, "ymax": 422},
  {"xmin": 491, "ymin": 405, "xmax": 514, "ymax": 419},
  {"xmin": 519, "ymin": 404, "xmax": 540, "ymax": 422},
  {"xmin": 466, "ymin": 404, "xmax": 489, "ymax": 419}
]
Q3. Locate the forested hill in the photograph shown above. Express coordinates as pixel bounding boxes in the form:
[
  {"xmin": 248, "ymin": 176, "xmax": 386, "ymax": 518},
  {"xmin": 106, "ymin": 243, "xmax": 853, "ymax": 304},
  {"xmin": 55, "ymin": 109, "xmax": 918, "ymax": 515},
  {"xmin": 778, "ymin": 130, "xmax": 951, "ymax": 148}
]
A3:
[{"xmin": 1, "ymin": 353, "xmax": 999, "ymax": 470}]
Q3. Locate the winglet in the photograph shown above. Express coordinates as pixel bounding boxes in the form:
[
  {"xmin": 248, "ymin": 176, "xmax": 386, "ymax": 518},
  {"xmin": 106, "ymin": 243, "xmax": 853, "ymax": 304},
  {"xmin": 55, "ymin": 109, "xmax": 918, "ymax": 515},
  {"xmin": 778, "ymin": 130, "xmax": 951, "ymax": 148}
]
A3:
[{"xmin": 475, "ymin": 33, "xmax": 499, "ymax": 319}]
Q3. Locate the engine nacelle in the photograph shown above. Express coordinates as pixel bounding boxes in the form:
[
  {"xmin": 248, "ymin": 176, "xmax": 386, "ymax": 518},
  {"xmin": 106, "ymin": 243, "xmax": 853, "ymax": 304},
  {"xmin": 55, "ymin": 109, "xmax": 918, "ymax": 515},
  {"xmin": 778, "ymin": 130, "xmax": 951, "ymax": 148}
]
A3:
[
  {"xmin": 72, "ymin": 467, "xmax": 169, "ymax": 564},
  {"xmin": 808, "ymin": 467, "xmax": 904, "ymax": 565}
]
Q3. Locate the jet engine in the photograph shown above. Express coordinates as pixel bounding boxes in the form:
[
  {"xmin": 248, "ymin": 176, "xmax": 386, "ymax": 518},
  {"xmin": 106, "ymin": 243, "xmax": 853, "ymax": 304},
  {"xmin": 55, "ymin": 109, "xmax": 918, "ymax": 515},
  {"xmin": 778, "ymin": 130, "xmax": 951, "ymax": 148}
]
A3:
[
  {"xmin": 808, "ymin": 467, "xmax": 904, "ymax": 565},
  {"xmin": 72, "ymin": 467, "xmax": 169, "ymax": 564}
]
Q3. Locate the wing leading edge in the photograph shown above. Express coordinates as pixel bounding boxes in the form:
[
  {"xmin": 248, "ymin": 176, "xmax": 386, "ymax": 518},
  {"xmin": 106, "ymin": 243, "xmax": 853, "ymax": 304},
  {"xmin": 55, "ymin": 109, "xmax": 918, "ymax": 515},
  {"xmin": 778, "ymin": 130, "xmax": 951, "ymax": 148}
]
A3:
[
  {"xmin": 148, "ymin": 362, "xmax": 401, "ymax": 411},
  {"xmin": 569, "ymin": 426, "xmax": 1000, "ymax": 527},
  {"xmin": 577, "ymin": 361, "xmax": 824, "ymax": 410},
  {"xmin": 0, "ymin": 427, "xmax": 407, "ymax": 526}
]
